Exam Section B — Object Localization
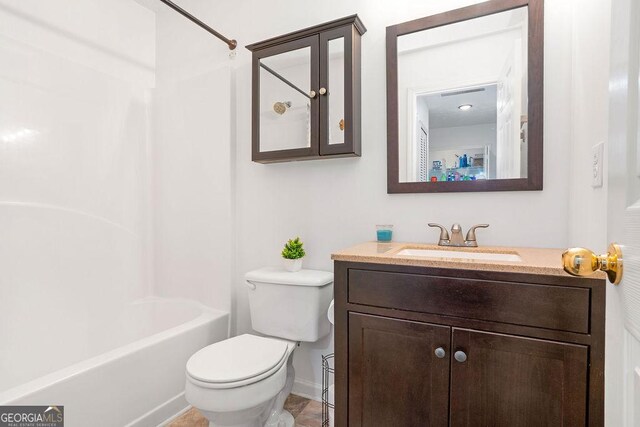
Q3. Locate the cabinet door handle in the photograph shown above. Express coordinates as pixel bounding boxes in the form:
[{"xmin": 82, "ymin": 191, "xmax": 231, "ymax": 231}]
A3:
[
  {"xmin": 434, "ymin": 347, "xmax": 446, "ymax": 359},
  {"xmin": 309, "ymin": 90, "xmax": 317, "ymax": 99},
  {"xmin": 454, "ymin": 350, "xmax": 467, "ymax": 363},
  {"xmin": 319, "ymin": 87, "xmax": 327, "ymax": 95}
]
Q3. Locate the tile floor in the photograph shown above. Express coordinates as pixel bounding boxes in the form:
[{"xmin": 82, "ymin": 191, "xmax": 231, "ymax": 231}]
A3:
[{"xmin": 168, "ymin": 394, "xmax": 322, "ymax": 427}]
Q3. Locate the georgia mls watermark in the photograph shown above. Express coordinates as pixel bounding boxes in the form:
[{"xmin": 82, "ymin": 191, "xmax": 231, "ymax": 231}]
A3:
[{"xmin": 0, "ymin": 406, "xmax": 63, "ymax": 427}]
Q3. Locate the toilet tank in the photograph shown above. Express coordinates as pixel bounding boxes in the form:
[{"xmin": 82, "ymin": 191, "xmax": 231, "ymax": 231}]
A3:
[{"xmin": 245, "ymin": 267, "xmax": 333, "ymax": 342}]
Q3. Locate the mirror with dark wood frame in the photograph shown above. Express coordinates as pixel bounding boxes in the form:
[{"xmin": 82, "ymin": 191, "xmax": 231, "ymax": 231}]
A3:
[{"xmin": 386, "ymin": 0, "xmax": 543, "ymax": 193}]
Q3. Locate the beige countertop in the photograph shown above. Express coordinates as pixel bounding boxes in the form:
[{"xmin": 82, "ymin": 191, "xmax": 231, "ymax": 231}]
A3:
[{"xmin": 331, "ymin": 241, "xmax": 606, "ymax": 279}]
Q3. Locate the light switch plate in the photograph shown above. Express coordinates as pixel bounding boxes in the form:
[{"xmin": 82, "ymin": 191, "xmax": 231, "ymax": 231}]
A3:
[{"xmin": 592, "ymin": 142, "xmax": 604, "ymax": 188}]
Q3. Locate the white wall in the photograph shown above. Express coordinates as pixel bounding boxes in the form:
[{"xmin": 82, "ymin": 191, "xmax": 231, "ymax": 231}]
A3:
[
  {"xmin": 0, "ymin": 0, "xmax": 155, "ymax": 392},
  {"xmin": 237, "ymin": 0, "xmax": 573, "ymax": 398},
  {"xmin": 567, "ymin": 0, "xmax": 609, "ymax": 251},
  {"xmin": 148, "ymin": 0, "xmax": 574, "ymax": 398}
]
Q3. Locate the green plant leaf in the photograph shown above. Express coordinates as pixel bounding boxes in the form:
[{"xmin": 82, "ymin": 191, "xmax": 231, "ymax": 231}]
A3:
[{"xmin": 281, "ymin": 236, "xmax": 306, "ymax": 259}]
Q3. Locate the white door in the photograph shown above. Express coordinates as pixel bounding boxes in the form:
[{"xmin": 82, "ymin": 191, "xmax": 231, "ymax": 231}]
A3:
[
  {"xmin": 409, "ymin": 97, "xmax": 429, "ymax": 182},
  {"xmin": 606, "ymin": 0, "xmax": 640, "ymax": 424},
  {"xmin": 484, "ymin": 145, "xmax": 491, "ymax": 179},
  {"xmin": 416, "ymin": 124, "xmax": 428, "ymax": 182},
  {"xmin": 496, "ymin": 41, "xmax": 522, "ymax": 179}
]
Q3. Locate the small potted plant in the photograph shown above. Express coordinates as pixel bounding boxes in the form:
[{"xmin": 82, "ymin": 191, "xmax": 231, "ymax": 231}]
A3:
[{"xmin": 281, "ymin": 237, "xmax": 306, "ymax": 272}]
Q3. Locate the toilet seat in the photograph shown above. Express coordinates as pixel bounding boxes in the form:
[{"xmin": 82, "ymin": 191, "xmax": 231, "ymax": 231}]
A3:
[{"xmin": 186, "ymin": 334, "xmax": 292, "ymax": 389}]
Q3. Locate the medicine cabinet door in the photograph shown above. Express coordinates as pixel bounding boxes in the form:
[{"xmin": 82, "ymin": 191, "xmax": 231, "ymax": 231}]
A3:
[
  {"xmin": 319, "ymin": 25, "xmax": 360, "ymax": 156},
  {"xmin": 252, "ymin": 35, "xmax": 319, "ymax": 162}
]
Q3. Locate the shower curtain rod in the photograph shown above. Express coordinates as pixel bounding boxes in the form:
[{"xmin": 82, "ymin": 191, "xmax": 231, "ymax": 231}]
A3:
[
  {"xmin": 260, "ymin": 63, "xmax": 312, "ymax": 99},
  {"xmin": 158, "ymin": 0, "xmax": 237, "ymax": 50}
]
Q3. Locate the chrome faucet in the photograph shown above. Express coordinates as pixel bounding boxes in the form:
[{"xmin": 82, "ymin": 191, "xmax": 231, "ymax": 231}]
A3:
[{"xmin": 428, "ymin": 223, "xmax": 489, "ymax": 247}]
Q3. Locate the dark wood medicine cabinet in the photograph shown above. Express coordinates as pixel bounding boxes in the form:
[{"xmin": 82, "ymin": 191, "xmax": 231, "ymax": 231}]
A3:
[{"xmin": 247, "ymin": 15, "xmax": 366, "ymax": 163}]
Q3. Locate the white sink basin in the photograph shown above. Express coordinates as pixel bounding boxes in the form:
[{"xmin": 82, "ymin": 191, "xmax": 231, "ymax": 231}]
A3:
[{"xmin": 396, "ymin": 248, "xmax": 522, "ymax": 263}]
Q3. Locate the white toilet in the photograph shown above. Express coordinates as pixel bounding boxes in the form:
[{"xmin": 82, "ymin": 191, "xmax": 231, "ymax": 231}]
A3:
[{"xmin": 185, "ymin": 267, "xmax": 333, "ymax": 427}]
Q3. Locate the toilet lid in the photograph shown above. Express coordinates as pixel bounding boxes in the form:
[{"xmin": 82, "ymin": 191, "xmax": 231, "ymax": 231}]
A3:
[{"xmin": 186, "ymin": 334, "xmax": 289, "ymax": 385}]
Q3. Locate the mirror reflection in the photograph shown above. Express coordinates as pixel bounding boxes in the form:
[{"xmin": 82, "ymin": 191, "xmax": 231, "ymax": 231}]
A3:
[
  {"xmin": 259, "ymin": 47, "xmax": 312, "ymax": 152},
  {"xmin": 327, "ymin": 37, "xmax": 345, "ymax": 146},
  {"xmin": 397, "ymin": 7, "xmax": 528, "ymax": 183}
]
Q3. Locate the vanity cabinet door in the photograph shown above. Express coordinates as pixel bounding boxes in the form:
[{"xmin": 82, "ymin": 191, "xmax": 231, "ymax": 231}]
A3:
[
  {"xmin": 449, "ymin": 328, "xmax": 589, "ymax": 427},
  {"xmin": 348, "ymin": 313, "xmax": 450, "ymax": 427}
]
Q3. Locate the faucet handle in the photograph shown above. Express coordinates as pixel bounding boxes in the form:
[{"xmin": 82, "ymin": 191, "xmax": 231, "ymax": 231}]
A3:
[
  {"xmin": 465, "ymin": 224, "xmax": 489, "ymax": 242},
  {"xmin": 428, "ymin": 223, "xmax": 450, "ymax": 241}
]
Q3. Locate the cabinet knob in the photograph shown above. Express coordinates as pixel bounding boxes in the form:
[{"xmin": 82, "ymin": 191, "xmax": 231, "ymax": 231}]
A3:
[
  {"xmin": 454, "ymin": 350, "xmax": 467, "ymax": 363},
  {"xmin": 309, "ymin": 90, "xmax": 317, "ymax": 99},
  {"xmin": 434, "ymin": 347, "xmax": 446, "ymax": 359},
  {"xmin": 319, "ymin": 87, "xmax": 327, "ymax": 95}
]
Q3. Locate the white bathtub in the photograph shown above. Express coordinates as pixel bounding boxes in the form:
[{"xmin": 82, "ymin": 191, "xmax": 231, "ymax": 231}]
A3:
[{"xmin": 0, "ymin": 297, "xmax": 228, "ymax": 427}]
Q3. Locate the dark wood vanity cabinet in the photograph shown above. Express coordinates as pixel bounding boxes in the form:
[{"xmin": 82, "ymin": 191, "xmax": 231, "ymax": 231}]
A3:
[
  {"xmin": 246, "ymin": 16, "xmax": 366, "ymax": 163},
  {"xmin": 334, "ymin": 262, "xmax": 605, "ymax": 426}
]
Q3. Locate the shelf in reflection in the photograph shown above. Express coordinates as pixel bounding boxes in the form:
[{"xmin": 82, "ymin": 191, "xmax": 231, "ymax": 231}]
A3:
[{"xmin": 427, "ymin": 166, "xmax": 486, "ymax": 182}]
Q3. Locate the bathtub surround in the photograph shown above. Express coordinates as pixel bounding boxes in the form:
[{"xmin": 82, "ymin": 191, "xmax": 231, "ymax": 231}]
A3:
[
  {"xmin": 0, "ymin": 0, "xmax": 234, "ymax": 425},
  {"xmin": 1, "ymin": 0, "xmax": 154, "ymax": 413},
  {"xmin": 153, "ymin": 64, "xmax": 233, "ymax": 313},
  {"xmin": 0, "ymin": 299, "xmax": 228, "ymax": 426}
]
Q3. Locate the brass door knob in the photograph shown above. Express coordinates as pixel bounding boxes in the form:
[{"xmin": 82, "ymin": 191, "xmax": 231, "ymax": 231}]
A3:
[{"xmin": 562, "ymin": 243, "xmax": 623, "ymax": 284}]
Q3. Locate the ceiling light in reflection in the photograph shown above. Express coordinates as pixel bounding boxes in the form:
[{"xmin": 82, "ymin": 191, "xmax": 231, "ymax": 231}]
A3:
[
  {"xmin": 458, "ymin": 104, "xmax": 473, "ymax": 111},
  {"xmin": 1, "ymin": 128, "xmax": 39, "ymax": 143}
]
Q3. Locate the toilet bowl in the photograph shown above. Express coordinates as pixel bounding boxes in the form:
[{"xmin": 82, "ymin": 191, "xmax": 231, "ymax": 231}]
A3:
[
  {"xmin": 185, "ymin": 267, "xmax": 334, "ymax": 427},
  {"xmin": 186, "ymin": 334, "xmax": 297, "ymax": 427}
]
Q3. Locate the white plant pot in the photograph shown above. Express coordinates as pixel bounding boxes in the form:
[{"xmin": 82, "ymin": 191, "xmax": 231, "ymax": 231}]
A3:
[{"xmin": 283, "ymin": 258, "xmax": 303, "ymax": 272}]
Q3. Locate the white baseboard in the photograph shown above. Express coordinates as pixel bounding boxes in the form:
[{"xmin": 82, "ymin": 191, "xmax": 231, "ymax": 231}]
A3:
[
  {"xmin": 292, "ymin": 378, "xmax": 322, "ymax": 402},
  {"xmin": 125, "ymin": 392, "xmax": 189, "ymax": 427}
]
